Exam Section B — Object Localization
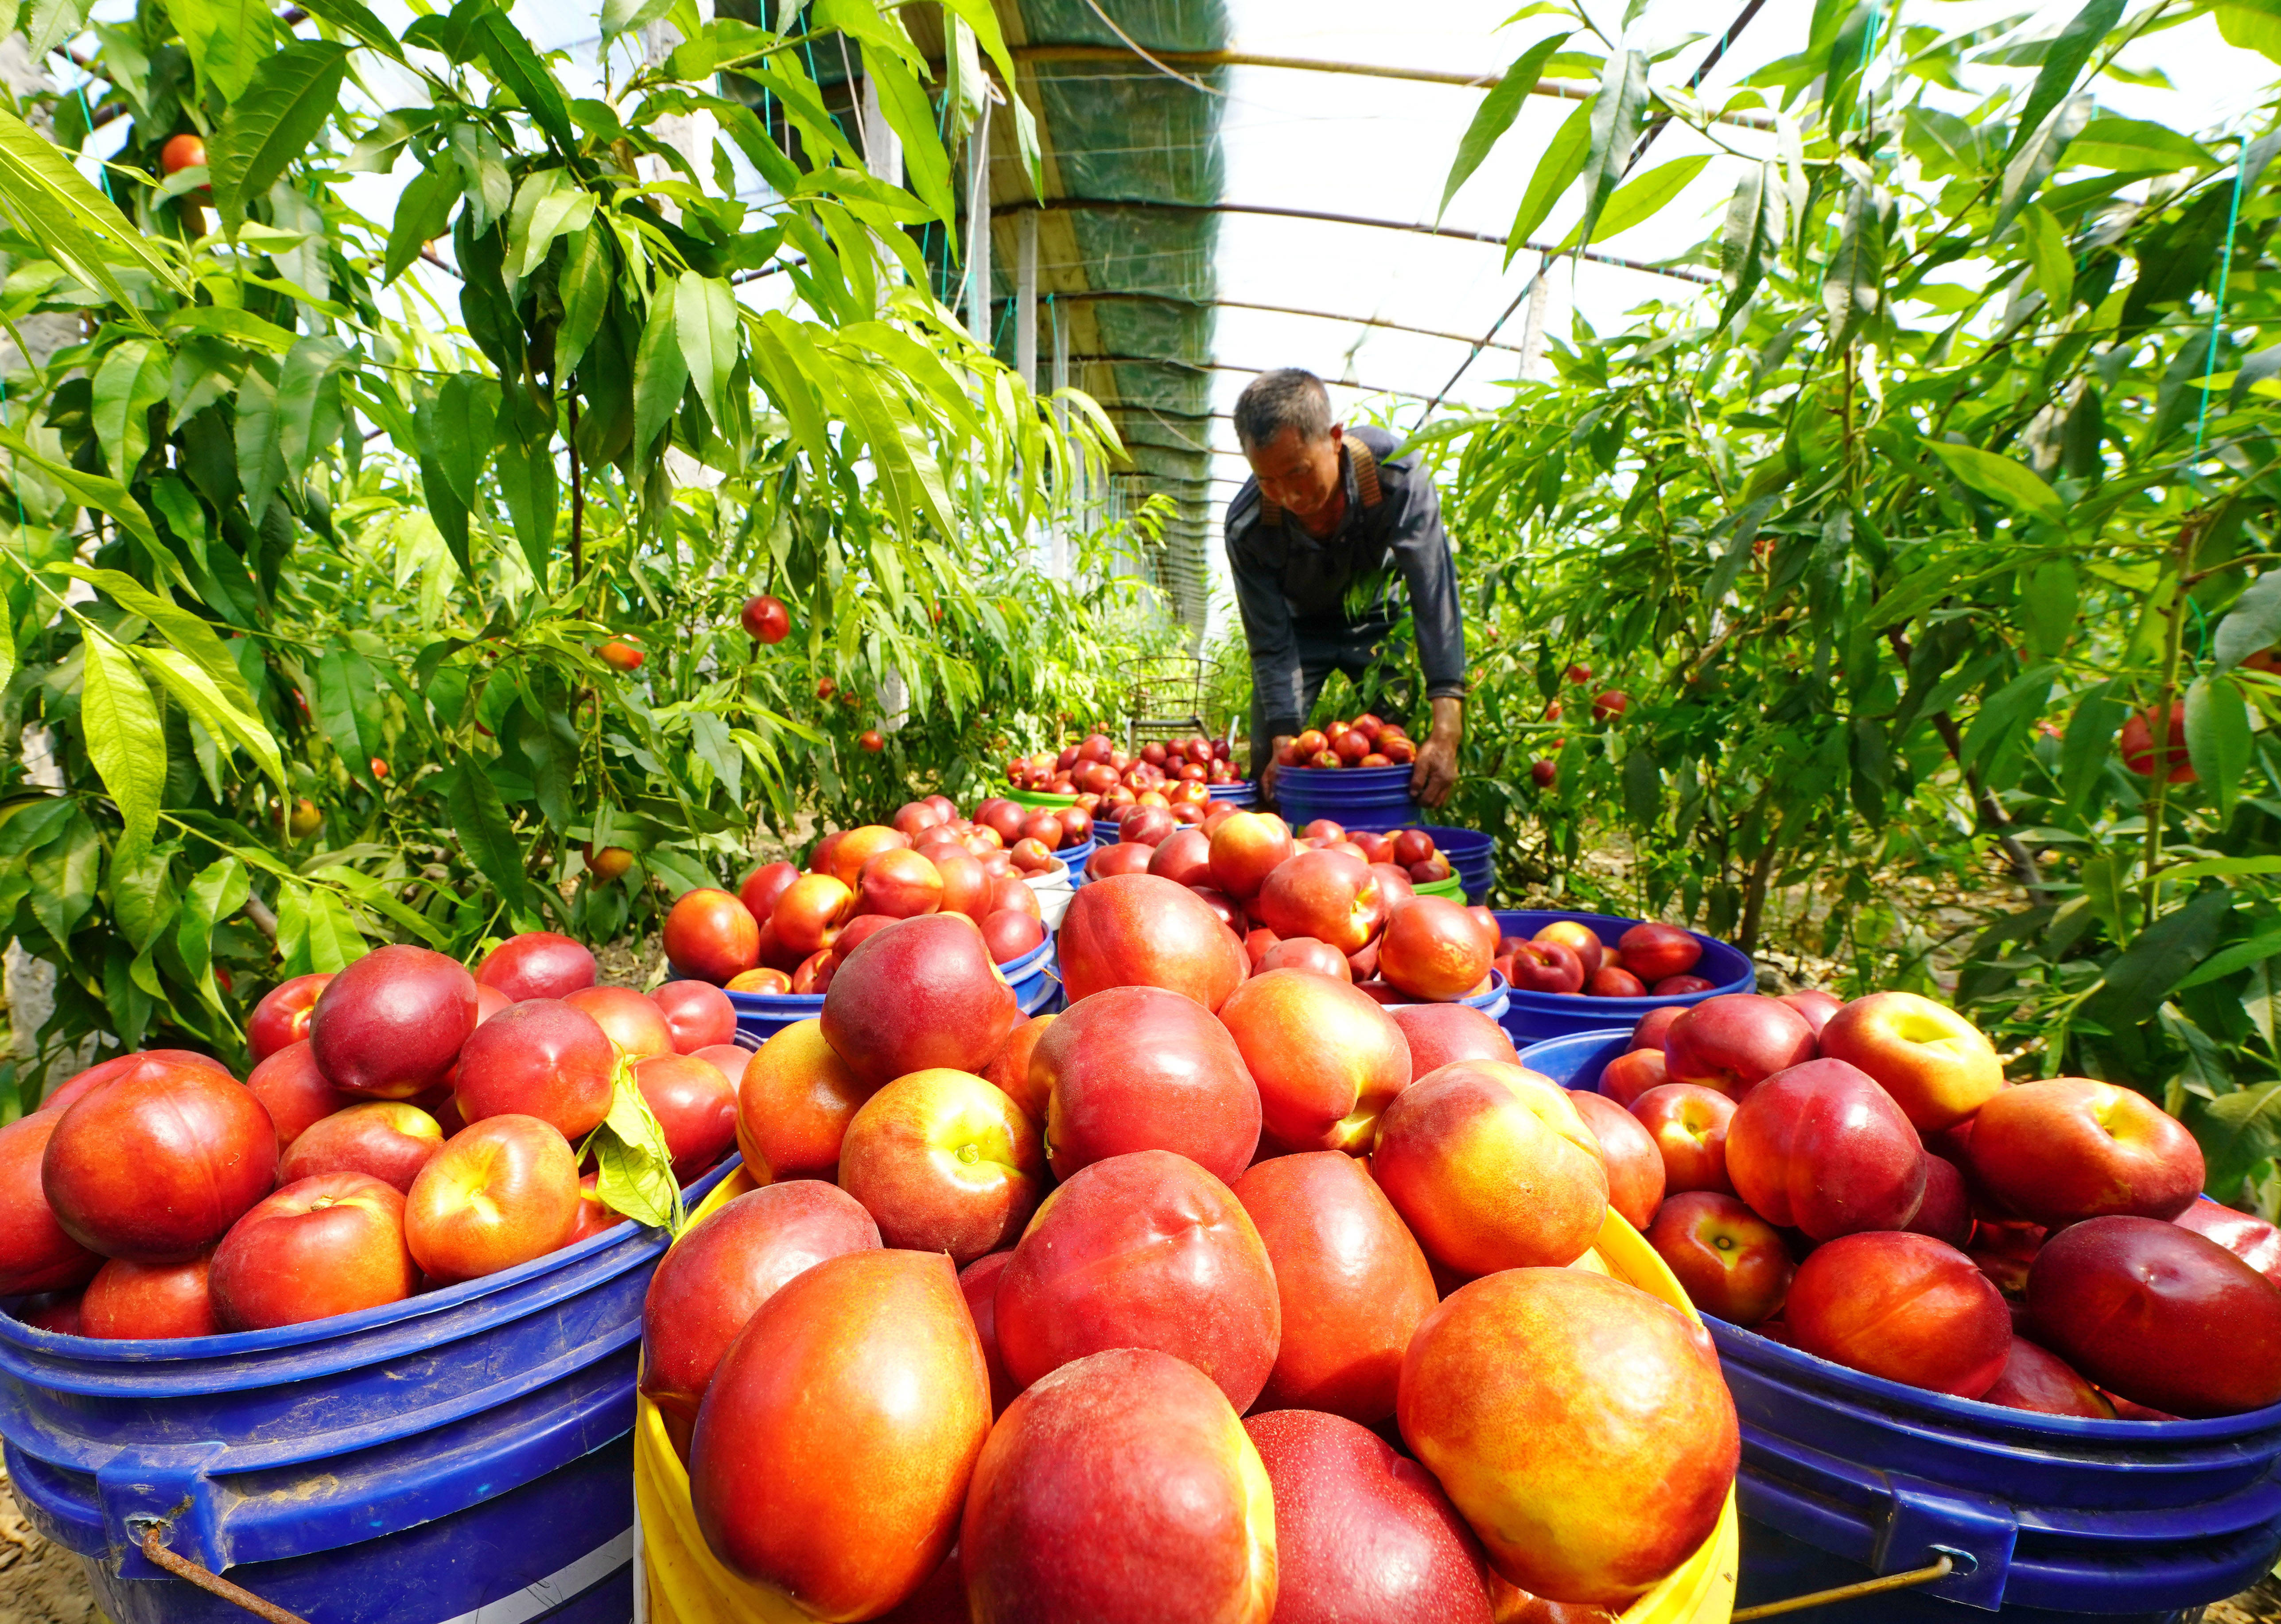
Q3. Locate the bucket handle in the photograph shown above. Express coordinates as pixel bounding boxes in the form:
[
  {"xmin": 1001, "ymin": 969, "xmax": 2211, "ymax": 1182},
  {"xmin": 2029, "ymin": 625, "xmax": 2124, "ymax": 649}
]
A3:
[
  {"xmin": 133, "ymin": 1520, "xmax": 314, "ymax": 1624},
  {"xmin": 1733, "ymin": 1551, "xmax": 1966, "ymax": 1621}
]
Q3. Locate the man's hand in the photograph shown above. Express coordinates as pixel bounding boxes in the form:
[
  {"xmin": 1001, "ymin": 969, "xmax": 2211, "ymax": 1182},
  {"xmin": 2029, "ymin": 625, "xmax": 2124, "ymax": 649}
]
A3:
[
  {"xmin": 1258, "ymin": 736, "xmax": 1295, "ymax": 802},
  {"xmin": 1410, "ymin": 698, "xmax": 1464, "ymax": 809}
]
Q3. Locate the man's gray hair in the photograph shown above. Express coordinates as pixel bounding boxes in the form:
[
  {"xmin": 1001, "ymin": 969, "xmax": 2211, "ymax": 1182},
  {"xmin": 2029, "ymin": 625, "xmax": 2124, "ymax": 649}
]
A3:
[{"xmin": 1233, "ymin": 369, "xmax": 1334, "ymax": 450}]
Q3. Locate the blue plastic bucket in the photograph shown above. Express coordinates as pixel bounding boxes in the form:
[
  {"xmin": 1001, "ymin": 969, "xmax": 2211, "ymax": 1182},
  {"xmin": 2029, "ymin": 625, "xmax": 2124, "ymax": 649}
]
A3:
[
  {"xmin": 1491, "ymin": 910, "xmax": 1753, "ymax": 1045},
  {"xmin": 1523, "ymin": 1032, "xmax": 2281, "ymax": 1621},
  {"xmin": 1413, "ymin": 825, "xmax": 1494, "ymax": 903},
  {"xmin": 1274, "ymin": 764, "xmax": 1419, "ymax": 832},
  {"xmin": 0, "ymin": 1159, "xmax": 740, "ymax": 1623},
  {"xmin": 1519, "ymin": 1027, "xmax": 1634, "ymax": 1091},
  {"xmin": 1056, "ymin": 835, "xmax": 1095, "ymax": 873},
  {"xmin": 1207, "ymin": 782, "xmax": 1259, "ymax": 806},
  {"xmin": 1374, "ymin": 970, "xmax": 1510, "ymax": 1023},
  {"xmin": 725, "ymin": 934, "xmax": 1058, "ymax": 1045}
]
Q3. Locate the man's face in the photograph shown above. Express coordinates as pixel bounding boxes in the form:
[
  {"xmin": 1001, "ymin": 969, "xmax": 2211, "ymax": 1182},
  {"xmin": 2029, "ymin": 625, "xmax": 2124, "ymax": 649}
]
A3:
[{"xmin": 1244, "ymin": 424, "xmax": 1343, "ymax": 527}]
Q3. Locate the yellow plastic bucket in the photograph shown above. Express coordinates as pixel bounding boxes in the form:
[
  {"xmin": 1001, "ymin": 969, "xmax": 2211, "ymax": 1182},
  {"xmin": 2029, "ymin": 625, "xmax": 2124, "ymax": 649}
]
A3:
[{"xmin": 634, "ymin": 1171, "xmax": 1736, "ymax": 1624}]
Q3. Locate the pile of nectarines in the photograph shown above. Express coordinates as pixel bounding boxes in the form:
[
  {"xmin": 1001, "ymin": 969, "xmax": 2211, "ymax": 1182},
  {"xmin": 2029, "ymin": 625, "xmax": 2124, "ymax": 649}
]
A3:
[
  {"xmin": 1503, "ymin": 916, "xmax": 1718, "ymax": 998},
  {"xmin": 1010, "ymin": 730, "xmax": 1241, "ymax": 799},
  {"xmin": 1604, "ymin": 988, "xmax": 2281, "ymax": 1419},
  {"xmin": 678, "ymin": 804, "xmax": 1059, "ymax": 995},
  {"xmin": 643, "ymin": 878, "xmax": 1739, "ymax": 1620},
  {"xmin": 1085, "ymin": 810, "xmax": 1493, "ymax": 1004},
  {"xmin": 1271, "ymin": 712, "xmax": 1419, "ymax": 770},
  {"xmin": 2, "ymin": 934, "xmax": 748, "ymax": 1339}
]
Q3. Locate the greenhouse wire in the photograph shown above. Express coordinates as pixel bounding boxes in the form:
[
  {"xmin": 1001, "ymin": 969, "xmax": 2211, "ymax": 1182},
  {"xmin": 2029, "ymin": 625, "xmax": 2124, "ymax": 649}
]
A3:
[{"xmin": 1414, "ymin": 0, "xmax": 1765, "ymax": 424}]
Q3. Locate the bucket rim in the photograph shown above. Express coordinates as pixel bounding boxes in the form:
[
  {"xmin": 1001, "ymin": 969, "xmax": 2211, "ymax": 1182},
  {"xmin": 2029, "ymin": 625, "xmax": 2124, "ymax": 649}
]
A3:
[
  {"xmin": 1710, "ymin": 1315, "xmax": 2281, "ymax": 1444},
  {"xmin": 0, "ymin": 1159, "xmax": 739, "ymax": 1372}
]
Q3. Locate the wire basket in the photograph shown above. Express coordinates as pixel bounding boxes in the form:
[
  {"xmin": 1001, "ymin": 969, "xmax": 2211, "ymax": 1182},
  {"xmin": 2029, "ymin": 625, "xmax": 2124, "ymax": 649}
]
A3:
[{"xmin": 1119, "ymin": 654, "xmax": 1236, "ymax": 751}]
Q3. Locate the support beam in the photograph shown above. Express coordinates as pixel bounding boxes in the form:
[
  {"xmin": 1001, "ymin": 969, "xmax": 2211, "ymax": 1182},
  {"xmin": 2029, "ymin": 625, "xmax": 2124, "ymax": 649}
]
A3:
[
  {"xmin": 859, "ymin": 70, "xmax": 902, "ymax": 186},
  {"xmin": 1015, "ymin": 210, "xmax": 1038, "ymax": 389},
  {"xmin": 984, "ymin": 291, "xmax": 1528, "ymax": 354},
  {"xmin": 988, "ymin": 46, "xmax": 1776, "ymax": 132},
  {"xmin": 989, "ymin": 198, "xmax": 1716, "ymax": 285},
  {"xmin": 1066, "ymin": 356, "xmax": 1442, "ymax": 404}
]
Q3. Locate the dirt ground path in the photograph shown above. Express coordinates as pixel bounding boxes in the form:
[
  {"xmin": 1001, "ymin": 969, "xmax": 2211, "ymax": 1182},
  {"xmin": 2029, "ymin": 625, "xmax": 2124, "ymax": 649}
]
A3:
[{"xmin": 0, "ymin": 1461, "xmax": 99, "ymax": 1624}]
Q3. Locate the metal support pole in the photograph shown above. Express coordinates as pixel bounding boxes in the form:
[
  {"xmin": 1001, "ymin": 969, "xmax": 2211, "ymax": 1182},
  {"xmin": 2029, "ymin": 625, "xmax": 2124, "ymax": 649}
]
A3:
[
  {"xmin": 966, "ymin": 101, "xmax": 993, "ymax": 347},
  {"xmin": 859, "ymin": 70, "xmax": 902, "ymax": 186},
  {"xmin": 1517, "ymin": 254, "xmax": 1553, "ymax": 380},
  {"xmin": 1015, "ymin": 209, "xmax": 1038, "ymax": 390}
]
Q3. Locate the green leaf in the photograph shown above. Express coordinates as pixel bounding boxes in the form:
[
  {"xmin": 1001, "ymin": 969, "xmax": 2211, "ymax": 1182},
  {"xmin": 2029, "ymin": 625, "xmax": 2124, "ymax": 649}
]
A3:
[
  {"xmin": 555, "ymin": 221, "xmax": 612, "ymax": 380},
  {"xmin": 315, "ymin": 646, "xmax": 381, "ymax": 787},
  {"xmin": 493, "ymin": 413, "xmax": 556, "ymax": 584},
  {"xmin": 429, "ymin": 372, "xmax": 498, "ymax": 508},
  {"xmin": 675, "ymin": 271, "xmax": 738, "ymax": 422},
  {"xmin": 2161, "ymin": 857, "xmax": 2281, "ymax": 884},
  {"xmin": 2087, "ymin": 887, "xmax": 2234, "ymax": 1025},
  {"xmin": 166, "ymin": 0, "xmax": 277, "ymax": 102},
  {"xmin": 2069, "ymin": 116, "xmax": 2214, "ymax": 175},
  {"xmin": 384, "ymin": 163, "xmax": 460, "ymax": 285},
  {"xmin": 1562, "ymin": 154, "xmax": 1706, "ymax": 250},
  {"xmin": 2021, "ymin": 560, "xmax": 2078, "ymax": 657},
  {"xmin": 2176, "ymin": 923, "xmax": 2281, "ymax": 991},
  {"xmin": 78, "ymin": 624, "xmax": 166, "ymax": 868},
  {"xmin": 233, "ymin": 368, "xmax": 287, "ymax": 525},
  {"xmin": 473, "ymin": 8, "xmax": 576, "ymax": 154},
  {"xmin": 1573, "ymin": 49, "xmax": 1649, "ymax": 250},
  {"xmin": 689, "ymin": 711, "xmax": 742, "ymax": 804},
  {"xmin": 23, "ymin": 0, "xmax": 93, "ymax": 60},
  {"xmin": 2186, "ymin": 676, "xmax": 2254, "ymax": 823},
  {"xmin": 0, "ymin": 104, "xmax": 182, "ymax": 311},
  {"xmin": 0, "ymin": 422, "xmax": 163, "ymax": 558},
  {"xmin": 1925, "ymin": 442, "xmax": 2064, "ymax": 526},
  {"xmin": 131, "ymin": 645, "xmax": 285, "ymax": 788},
  {"xmin": 1996, "ymin": 93, "xmax": 2092, "ymax": 237},
  {"xmin": 1961, "ymin": 663, "xmax": 2058, "ymax": 772},
  {"xmin": 446, "ymin": 762, "xmax": 538, "ymax": 926},
  {"xmin": 2007, "ymin": 0, "xmax": 2125, "ymax": 159},
  {"xmin": 585, "ymin": 1066, "xmax": 683, "ymax": 1231},
  {"xmin": 211, "ymin": 42, "xmax": 352, "ymax": 233},
  {"xmin": 176, "ymin": 853, "xmax": 249, "ymax": 999},
  {"xmin": 2021, "ymin": 202, "xmax": 2074, "ymax": 315},
  {"xmin": 1621, "ymin": 742, "xmax": 1660, "ymax": 826},
  {"xmin": 2218, "ymin": 2, "xmax": 2281, "ymax": 62},
  {"xmin": 1822, "ymin": 181, "xmax": 1888, "ymax": 351},
  {"xmin": 601, "ymin": 0, "xmax": 675, "ymax": 35},
  {"xmin": 275, "ymin": 336, "xmax": 347, "ymax": 485},
  {"xmin": 860, "ymin": 49, "xmax": 952, "ymax": 225},
  {"xmin": 1441, "ymin": 31, "xmax": 1576, "ymax": 218},
  {"xmin": 293, "ymin": 0, "xmax": 405, "ymax": 59},
  {"xmin": 633, "ymin": 277, "xmax": 688, "ymax": 457},
  {"xmin": 301, "ymin": 886, "xmax": 364, "ymax": 972},
  {"xmin": 1718, "ymin": 162, "xmax": 1776, "ymax": 326},
  {"xmin": 58, "ymin": 563, "xmax": 254, "ymax": 713},
  {"xmin": 28, "ymin": 812, "xmax": 98, "ymax": 946},
  {"xmin": 2060, "ymin": 680, "xmax": 2126, "ymax": 816},
  {"xmin": 165, "ymin": 305, "xmax": 297, "ymax": 352},
  {"xmin": 1508, "ymin": 97, "xmax": 1593, "ymax": 252},
  {"xmin": 2217, "ymin": 571, "xmax": 2281, "ymax": 671},
  {"xmin": 91, "ymin": 338, "xmax": 168, "ymax": 483}
]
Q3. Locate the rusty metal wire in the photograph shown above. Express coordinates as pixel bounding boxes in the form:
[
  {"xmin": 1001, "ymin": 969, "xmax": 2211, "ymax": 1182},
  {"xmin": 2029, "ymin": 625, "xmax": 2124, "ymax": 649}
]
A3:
[{"xmin": 137, "ymin": 1524, "xmax": 314, "ymax": 1624}]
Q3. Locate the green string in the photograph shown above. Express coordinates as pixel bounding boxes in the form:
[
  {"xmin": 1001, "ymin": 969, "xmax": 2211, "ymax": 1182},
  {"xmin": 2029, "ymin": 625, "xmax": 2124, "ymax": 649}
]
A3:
[
  {"xmin": 2192, "ymin": 137, "xmax": 2250, "ymax": 457},
  {"xmin": 74, "ymin": 85, "xmax": 111, "ymax": 201},
  {"xmin": 0, "ymin": 378, "xmax": 22, "ymax": 527}
]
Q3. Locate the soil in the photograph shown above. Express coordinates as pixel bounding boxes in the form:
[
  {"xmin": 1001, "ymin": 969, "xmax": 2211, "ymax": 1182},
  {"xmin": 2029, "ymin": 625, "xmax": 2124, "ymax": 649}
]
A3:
[{"xmin": 0, "ymin": 1461, "xmax": 100, "ymax": 1624}]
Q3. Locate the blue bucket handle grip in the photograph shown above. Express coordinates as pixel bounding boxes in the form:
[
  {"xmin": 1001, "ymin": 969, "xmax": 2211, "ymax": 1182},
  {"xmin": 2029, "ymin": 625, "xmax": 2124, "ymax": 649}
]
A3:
[{"xmin": 1742, "ymin": 1430, "xmax": 2018, "ymax": 1610}]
